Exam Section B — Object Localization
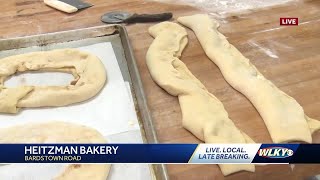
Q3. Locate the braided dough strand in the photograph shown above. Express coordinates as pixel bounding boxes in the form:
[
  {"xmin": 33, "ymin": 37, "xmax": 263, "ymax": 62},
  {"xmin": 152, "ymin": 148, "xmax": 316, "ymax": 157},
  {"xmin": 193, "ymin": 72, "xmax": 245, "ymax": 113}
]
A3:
[
  {"xmin": 147, "ymin": 22, "xmax": 255, "ymax": 176},
  {"xmin": 178, "ymin": 14, "xmax": 320, "ymax": 143}
]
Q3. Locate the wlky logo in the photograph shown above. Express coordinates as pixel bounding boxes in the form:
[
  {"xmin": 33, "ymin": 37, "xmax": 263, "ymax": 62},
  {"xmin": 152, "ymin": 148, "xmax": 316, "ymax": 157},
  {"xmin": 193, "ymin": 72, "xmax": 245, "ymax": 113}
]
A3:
[{"xmin": 258, "ymin": 147, "xmax": 294, "ymax": 158}]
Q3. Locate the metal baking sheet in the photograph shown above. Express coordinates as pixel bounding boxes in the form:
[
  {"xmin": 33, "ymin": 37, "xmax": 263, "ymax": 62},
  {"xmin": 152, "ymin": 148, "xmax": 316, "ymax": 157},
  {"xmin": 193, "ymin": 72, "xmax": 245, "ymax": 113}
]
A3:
[{"xmin": 0, "ymin": 25, "xmax": 168, "ymax": 180}]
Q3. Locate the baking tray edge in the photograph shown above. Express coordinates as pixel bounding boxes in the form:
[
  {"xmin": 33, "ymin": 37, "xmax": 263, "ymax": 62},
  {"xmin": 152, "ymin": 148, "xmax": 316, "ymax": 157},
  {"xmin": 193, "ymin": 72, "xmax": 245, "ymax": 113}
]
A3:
[{"xmin": 116, "ymin": 25, "xmax": 169, "ymax": 180}]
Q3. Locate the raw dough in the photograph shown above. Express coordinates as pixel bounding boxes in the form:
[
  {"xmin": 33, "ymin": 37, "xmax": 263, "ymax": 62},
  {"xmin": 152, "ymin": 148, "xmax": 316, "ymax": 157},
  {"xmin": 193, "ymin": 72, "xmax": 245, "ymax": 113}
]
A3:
[
  {"xmin": 146, "ymin": 22, "xmax": 255, "ymax": 176},
  {"xmin": 178, "ymin": 14, "xmax": 320, "ymax": 143},
  {"xmin": 0, "ymin": 49, "xmax": 106, "ymax": 113},
  {"xmin": 0, "ymin": 121, "xmax": 110, "ymax": 180}
]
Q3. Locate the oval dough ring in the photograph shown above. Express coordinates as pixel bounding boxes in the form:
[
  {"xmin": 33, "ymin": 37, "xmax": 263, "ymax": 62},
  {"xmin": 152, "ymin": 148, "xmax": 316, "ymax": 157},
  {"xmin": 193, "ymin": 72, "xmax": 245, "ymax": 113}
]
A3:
[
  {"xmin": 0, "ymin": 49, "xmax": 107, "ymax": 113},
  {"xmin": 0, "ymin": 121, "xmax": 111, "ymax": 180}
]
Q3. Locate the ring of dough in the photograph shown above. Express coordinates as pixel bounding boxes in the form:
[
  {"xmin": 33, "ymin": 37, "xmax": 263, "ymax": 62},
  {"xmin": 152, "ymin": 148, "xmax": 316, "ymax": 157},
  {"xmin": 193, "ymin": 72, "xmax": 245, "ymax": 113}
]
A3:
[
  {"xmin": 0, "ymin": 121, "xmax": 110, "ymax": 180},
  {"xmin": 0, "ymin": 49, "xmax": 107, "ymax": 113}
]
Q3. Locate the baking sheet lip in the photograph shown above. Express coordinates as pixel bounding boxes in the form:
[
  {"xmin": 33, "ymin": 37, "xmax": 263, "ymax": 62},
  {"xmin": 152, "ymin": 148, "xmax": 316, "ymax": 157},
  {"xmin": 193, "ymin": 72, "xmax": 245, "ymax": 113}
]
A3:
[
  {"xmin": 0, "ymin": 24, "xmax": 117, "ymax": 42},
  {"xmin": 117, "ymin": 27, "xmax": 170, "ymax": 180},
  {"xmin": 118, "ymin": 26, "xmax": 160, "ymax": 144}
]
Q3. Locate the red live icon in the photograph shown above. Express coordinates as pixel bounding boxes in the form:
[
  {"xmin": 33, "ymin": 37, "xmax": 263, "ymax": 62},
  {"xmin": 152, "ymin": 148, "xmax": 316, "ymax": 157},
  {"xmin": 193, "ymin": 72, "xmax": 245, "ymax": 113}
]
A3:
[{"xmin": 280, "ymin": 18, "xmax": 299, "ymax": 25}]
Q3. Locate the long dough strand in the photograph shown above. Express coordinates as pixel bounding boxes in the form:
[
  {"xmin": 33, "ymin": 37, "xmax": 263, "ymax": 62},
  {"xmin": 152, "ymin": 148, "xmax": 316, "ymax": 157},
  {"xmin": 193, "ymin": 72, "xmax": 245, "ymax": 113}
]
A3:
[
  {"xmin": 146, "ymin": 22, "xmax": 255, "ymax": 176},
  {"xmin": 178, "ymin": 14, "xmax": 320, "ymax": 143}
]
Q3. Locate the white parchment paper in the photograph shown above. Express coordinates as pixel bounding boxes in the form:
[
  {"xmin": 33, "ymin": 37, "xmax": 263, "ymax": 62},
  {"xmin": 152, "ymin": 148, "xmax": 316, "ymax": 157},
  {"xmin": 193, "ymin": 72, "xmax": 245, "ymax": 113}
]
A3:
[{"xmin": 0, "ymin": 42, "xmax": 150, "ymax": 180}]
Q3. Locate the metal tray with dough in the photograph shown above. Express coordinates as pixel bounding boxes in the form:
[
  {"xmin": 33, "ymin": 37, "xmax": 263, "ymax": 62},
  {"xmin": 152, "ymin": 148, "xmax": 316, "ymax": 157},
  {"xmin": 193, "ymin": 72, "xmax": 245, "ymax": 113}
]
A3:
[{"xmin": 0, "ymin": 25, "xmax": 168, "ymax": 180}]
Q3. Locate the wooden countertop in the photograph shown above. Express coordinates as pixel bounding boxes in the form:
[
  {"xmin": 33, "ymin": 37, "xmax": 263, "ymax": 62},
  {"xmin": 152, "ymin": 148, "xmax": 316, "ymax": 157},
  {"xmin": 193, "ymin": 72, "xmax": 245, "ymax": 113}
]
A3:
[{"xmin": 1, "ymin": 0, "xmax": 320, "ymax": 179}]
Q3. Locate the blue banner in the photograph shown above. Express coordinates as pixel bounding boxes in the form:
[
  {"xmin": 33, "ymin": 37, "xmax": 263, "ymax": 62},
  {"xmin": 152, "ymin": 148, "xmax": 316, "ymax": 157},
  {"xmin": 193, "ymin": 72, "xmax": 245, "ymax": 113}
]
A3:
[
  {"xmin": 289, "ymin": 144, "xmax": 320, "ymax": 163},
  {"xmin": 0, "ymin": 144, "xmax": 319, "ymax": 164},
  {"xmin": 0, "ymin": 144, "xmax": 197, "ymax": 163}
]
